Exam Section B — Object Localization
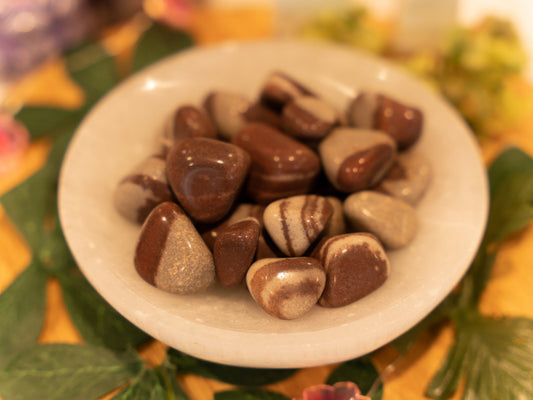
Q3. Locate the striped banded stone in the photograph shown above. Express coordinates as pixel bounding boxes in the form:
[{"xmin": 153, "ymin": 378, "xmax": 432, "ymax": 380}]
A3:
[
  {"xmin": 246, "ymin": 257, "xmax": 326, "ymax": 319},
  {"xmin": 315, "ymin": 233, "xmax": 390, "ymax": 307},
  {"xmin": 113, "ymin": 154, "xmax": 173, "ymax": 224},
  {"xmin": 318, "ymin": 127, "xmax": 397, "ymax": 193},
  {"xmin": 134, "ymin": 202, "xmax": 215, "ymax": 294},
  {"xmin": 263, "ymin": 194, "xmax": 333, "ymax": 256}
]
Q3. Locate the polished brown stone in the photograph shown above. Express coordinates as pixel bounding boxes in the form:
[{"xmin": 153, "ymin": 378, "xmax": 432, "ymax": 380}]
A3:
[{"xmin": 166, "ymin": 137, "xmax": 251, "ymax": 223}]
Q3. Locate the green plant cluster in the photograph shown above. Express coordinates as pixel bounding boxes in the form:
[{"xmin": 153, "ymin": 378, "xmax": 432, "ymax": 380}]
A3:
[{"xmin": 301, "ymin": 8, "xmax": 530, "ymax": 135}]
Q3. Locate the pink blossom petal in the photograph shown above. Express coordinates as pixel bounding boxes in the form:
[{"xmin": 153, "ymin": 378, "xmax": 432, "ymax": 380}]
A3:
[
  {"xmin": 294, "ymin": 381, "xmax": 371, "ymax": 400},
  {"xmin": 145, "ymin": 0, "xmax": 196, "ymax": 30},
  {"xmin": 0, "ymin": 113, "xmax": 29, "ymax": 174}
]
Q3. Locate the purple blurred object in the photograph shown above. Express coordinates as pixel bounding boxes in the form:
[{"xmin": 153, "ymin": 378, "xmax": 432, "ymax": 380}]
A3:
[
  {"xmin": 293, "ymin": 382, "xmax": 371, "ymax": 400},
  {"xmin": 0, "ymin": 0, "xmax": 142, "ymax": 79},
  {"xmin": 0, "ymin": 112, "xmax": 29, "ymax": 174}
]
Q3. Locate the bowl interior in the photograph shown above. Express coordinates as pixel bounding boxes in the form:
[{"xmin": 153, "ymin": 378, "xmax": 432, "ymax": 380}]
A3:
[{"xmin": 59, "ymin": 39, "xmax": 488, "ymax": 368}]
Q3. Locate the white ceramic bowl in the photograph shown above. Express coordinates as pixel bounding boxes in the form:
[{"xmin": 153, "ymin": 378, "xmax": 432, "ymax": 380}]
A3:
[{"xmin": 58, "ymin": 39, "xmax": 488, "ymax": 368}]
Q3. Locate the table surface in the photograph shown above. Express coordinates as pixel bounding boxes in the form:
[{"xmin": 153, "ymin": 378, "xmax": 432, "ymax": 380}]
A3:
[{"xmin": 1, "ymin": 7, "xmax": 533, "ymax": 400}]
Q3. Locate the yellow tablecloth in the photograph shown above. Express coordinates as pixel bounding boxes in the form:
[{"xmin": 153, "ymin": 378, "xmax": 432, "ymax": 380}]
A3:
[{"xmin": 1, "ymin": 7, "xmax": 533, "ymax": 400}]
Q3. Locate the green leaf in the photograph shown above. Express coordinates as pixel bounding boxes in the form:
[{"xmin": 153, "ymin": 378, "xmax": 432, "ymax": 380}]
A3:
[
  {"xmin": 459, "ymin": 146, "xmax": 533, "ymax": 307},
  {"xmin": 0, "ymin": 344, "xmax": 143, "ymax": 400},
  {"xmin": 154, "ymin": 363, "xmax": 190, "ymax": 400},
  {"xmin": 0, "ymin": 263, "xmax": 47, "ymax": 368},
  {"xmin": 15, "ymin": 107, "xmax": 82, "ymax": 141},
  {"xmin": 0, "ymin": 119, "xmax": 78, "ymax": 250},
  {"xmin": 425, "ymin": 334, "xmax": 470, "ymax": 399},
  {"xmin": 1, "ymin": 157, "xmax": 58, "ymax": 250},
  {"xmin": 64, "ymin": 42, "xmax": 119, "ymax": 104},
  {"xmin": 484, "ymin": 146, "xmax": 533, "ymax": 245},
  {"xmin": 326, "ymin": 358, "xmax": 382, "ymax": 400},
  {"xmin": 111, "ymin": 368, "xmax": 166, "ymax": 400},
  {"xmin": 132, "ymin": 24, "xmax": 193, "ymax": 72},
  {"xmin": 37, "ymin": 212, "xmax": 78, "ymax": 275},
  {"xmin": 214, "ymin": 389, "xmax": 290, "ymax": 400},
  {"xmin": 168, "ymin": 350, "xmax": 297, "ymax": 386},
  {"xmin": 59, "ymin": 271, "xmax": 151, "ymax": 351},
  {"xmin": 427, "ymin": 310, "xmax": 533, "ymax": 400}
]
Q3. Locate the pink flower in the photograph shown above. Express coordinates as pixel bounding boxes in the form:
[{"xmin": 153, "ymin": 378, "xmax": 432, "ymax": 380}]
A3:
[
  {"xmin": 294, "ymin": 381, "xmax": 371, "ymax": 400},
  {"xmin": 0, "ymin": 113, "xmax": 29, "ymax": 174},
  {"xmin": 144, "ymin": 0, "xmax": 197, "ymax": 30}
]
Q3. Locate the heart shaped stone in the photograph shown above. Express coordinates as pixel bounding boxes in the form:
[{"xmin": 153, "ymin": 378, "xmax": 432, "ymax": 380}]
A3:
[{"xmin": 246, "ymin": 257, "xmax": 326, "ymax": 319}]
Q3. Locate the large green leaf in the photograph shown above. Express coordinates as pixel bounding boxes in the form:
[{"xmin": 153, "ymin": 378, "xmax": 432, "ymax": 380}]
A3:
[
  {"xmin": 462, "ymin": 146, "xmax": 533, "ymax": 307},
  {"xmin": 485, "ymin": 147, "xmax": 533, "ymax": 245},
  {"xmin": 0, "ymin": 118, "xmax": 78, "ymax": 250},
  {"xmin": 0, "ymin": 344, "xmax": 143, "ymax": 400},
  {"xmin": 132, "ymin": 24, "xmax": 193, "ymax": 72},
  {"xmin": 154, "ymin": 364, "xmax": 190, "ymax": 400},
  {"xmin": 168, "ymin": 350, "xmax": 296, "ymax": 387},
  {"xmin": 111, "ymin": 369, "xmax": 166, "ymax": 400},
  {"xmin": 15, "ymin": 108, "xmax": 82, "ymax": 141},
  {"xmin": 59, "ymin": 272, "xmax": 151, "ymax": 351},
  {"xmin": 64, "ymin": 42, "xmax": 119, "ymax": 104},
  {"xmin": 427, "ymin": 310, "xmax": 533, "ymax": 400},
  {"xmin": 0, "ymin": 262, "xmax": 47, "ymax": 369}
]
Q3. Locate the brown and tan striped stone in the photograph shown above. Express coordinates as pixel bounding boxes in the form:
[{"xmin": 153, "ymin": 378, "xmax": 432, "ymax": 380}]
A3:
[
  {"xmin": 318, "ymin": 127, "xmax": 397, "ymax": 193},
  {"xmin": 347, "ymin": 91, "xmax": 424, "ymax": 150},
  {"xmin": 134, "ymin": 202, "xmax": 215, "ymax": 294},
  {"xmin": 263, "ymin": 194, "xmax": 333, "ymax": 256},
  {"xmin": 314, "ymin": 233, "xmax": 390, "ymax": 307},
  {"xmin": 113, "ymin": 154, "xmax": 173, "ymax": 224},
  {"xmin": 246, "ymin": 257, "xmax": 325, "ymax": 319}
]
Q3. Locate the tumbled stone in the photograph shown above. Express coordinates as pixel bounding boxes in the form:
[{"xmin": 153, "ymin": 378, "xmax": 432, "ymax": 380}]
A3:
[
  {"xmin": 263, "ymin": 194, "xmax": 333, "ymax": 256},
  {"xmin": 375, "ymin": 151, "xmax": 432, "ymax": 205},
  {"xmin": 166, "ymin": 137, "xmax": 251, "ymax": 223},
  {"xmin": 246, "ymin": 257, "xmax": 326, "ymax": 319},
  {"xmin": 232, "ymin": 123, "xmax": 321, "ymax": 203},
  {"xmin": 343, "ymin": 191, "xmax": 418, "ymax": 249},
  {"xmin": 259, "ymin": 71, "xmax": 314, "ymax": 111},
  {"xmin": 314, "ymin": 233, "xmax": 390, "ymax": 307},
  {"xmin": 282, "ymin": 95, "xmax": 339, "ymax": 140},
  {"xmin": 214, "ymin": 217, "xmax": 261, "ymax": 287},
  {"xmin": 347, "ymin": 91, "xmax": 423, "ymax": 150},
  {"xmin": 201, "ymin": 203, "xmax": 264, "ymax": 250},
  {"xmin": 243, "ymin": 102, "xmax": 283, "ymax": 129},
  {"xmin": 203, "ymin": 91, "xmax": 252, "ymax": 140},
  {"xmin": 159, "ymin": 105, "xmax": 217, "ymax": 152},
  {"xmin": 113, "ymin": 154, "xmax": 174, "ymax": 224},
  {"xmin": 318, "ymin": 128, "xmax": 397, "ymax": 193},
  {"xmin": 134, "ymin": 202, "xmax": 215, "ymax": 294},
  {"xmin": 323, "ymin": 196, "xmax": 346, "ymax": 237}
]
